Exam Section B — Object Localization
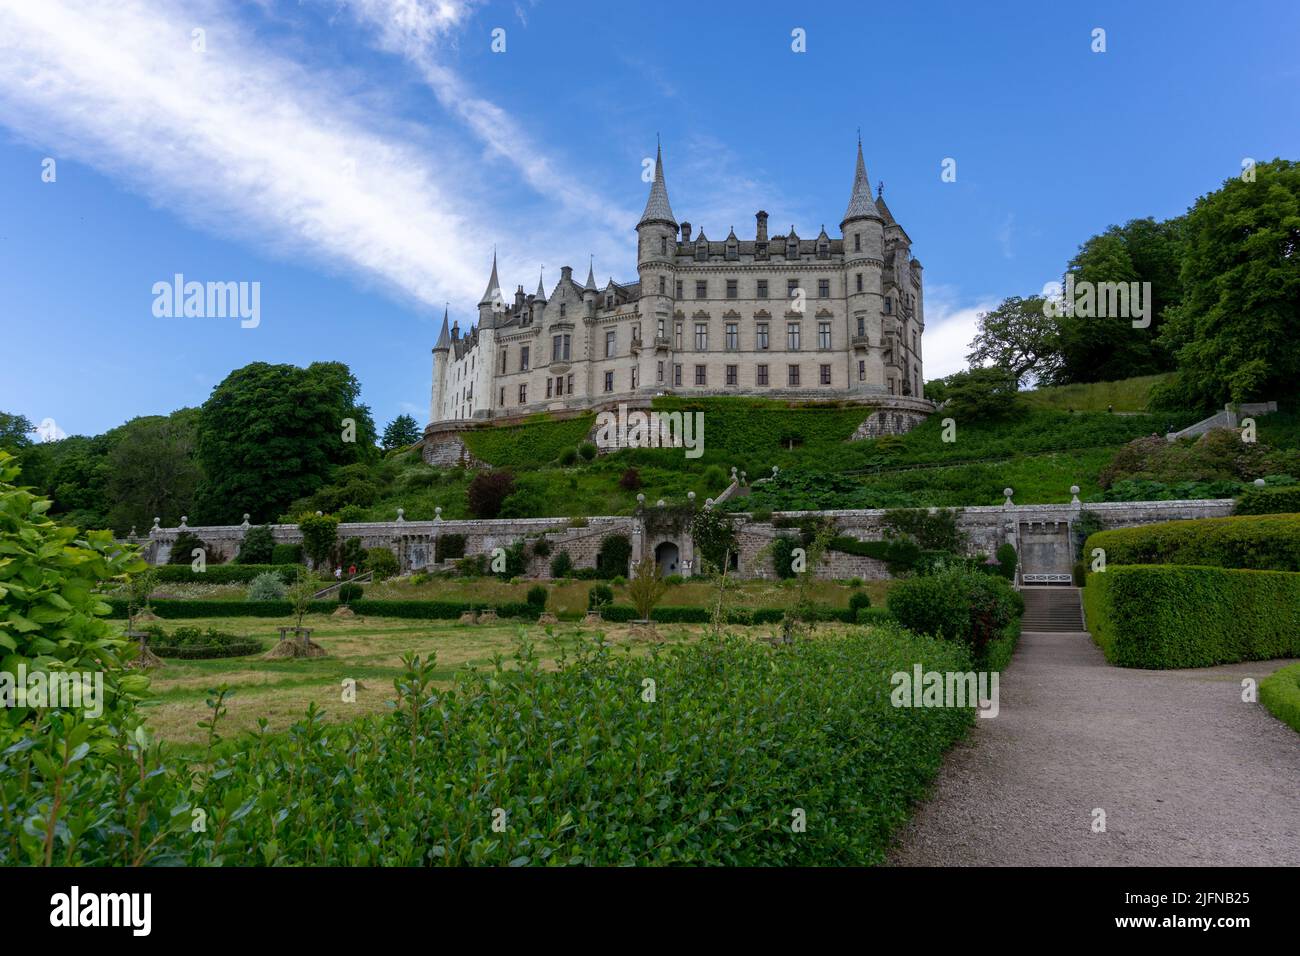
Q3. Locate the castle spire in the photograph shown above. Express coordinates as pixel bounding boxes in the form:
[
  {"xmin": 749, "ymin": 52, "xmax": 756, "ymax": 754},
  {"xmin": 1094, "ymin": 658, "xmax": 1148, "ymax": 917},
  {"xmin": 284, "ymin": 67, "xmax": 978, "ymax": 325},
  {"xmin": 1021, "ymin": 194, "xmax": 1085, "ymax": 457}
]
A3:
[
  {"xmin": 584, "ymin": 255, "xmax": 597, "ymax": 291},
  {"xmin": 637, "ymin": 142, "xmax": 677, "ymax": 227},
  {"xmin": 478, "ymin": 249, "xmax": 501, "ymax": 306},
  {"xmin": 433, "ymin": 305, "xmax": 450, "ymax": 351},
  {"xmin": 535, "ymin": 268, "xmax": 547, "ymax": 300},
  {"xmin": 841, "ymin": 137, "xmax": 879, "ymax": 226}
]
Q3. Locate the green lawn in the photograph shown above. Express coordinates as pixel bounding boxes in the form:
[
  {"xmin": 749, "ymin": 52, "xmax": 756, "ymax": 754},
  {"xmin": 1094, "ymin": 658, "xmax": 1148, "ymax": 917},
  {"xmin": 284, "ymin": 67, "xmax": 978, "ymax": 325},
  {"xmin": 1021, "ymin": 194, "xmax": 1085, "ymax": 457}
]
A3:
[{"xmin": 1021, "ymin": 374, "xmax": 1173, "ymax": 413}]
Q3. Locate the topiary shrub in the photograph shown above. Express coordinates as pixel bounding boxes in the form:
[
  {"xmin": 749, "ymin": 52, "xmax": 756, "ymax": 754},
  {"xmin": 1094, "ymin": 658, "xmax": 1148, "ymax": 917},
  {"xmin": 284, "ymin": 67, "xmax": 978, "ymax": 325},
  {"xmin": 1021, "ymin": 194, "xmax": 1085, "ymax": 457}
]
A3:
[
  {"xmin": 596, "ymin": 534, "xmax": 632, "ymax": 578},
  {"xmin": 994, "ymin": 542, "xmax": 1018, "ymax": 581},
  {"xmin": 578, "ymin": 442, "xmax": 597, "ymax": 461},
  {"xmin": 236, "ymin": 525, "xmax": 275, "ymax": 564},
  {"xmin": 366, "ymin": 547, "xmax": 399, "ymax": 580},
  {"xmin": 587, "ymin": 583, "xmax": 614, "ymax": 611},
  {"xmin": 889, "ymin": 566, "xmax": 1022, "ymax": 657},
  {"xmin": 550, "ymin": 550, "xmax": 573, "ymax": 578},
  {"xmin": 1260, "ymin": 662, "xmax": 1300, "ymax": 734},
  {"xmin": 248, "ymin": 570, "xmax": 287, "ymax": 601},
  {"xmin": 526, "ymin": 585, "xmax": 548, "ymax": 609},
  {"xmin": 168, "ymin": 530, "xmax": 208, "ymax": 565},
  {"xmin": 558, "ymin": 447, "xmax": 578, "ymax": 466},
  {"xmin": 848, "ymin": 590, "xmax": 872, "ymax": 613},
  {"xmin": 1084, "ymin": 514, "xmax": 1300, "ymax": 572}
]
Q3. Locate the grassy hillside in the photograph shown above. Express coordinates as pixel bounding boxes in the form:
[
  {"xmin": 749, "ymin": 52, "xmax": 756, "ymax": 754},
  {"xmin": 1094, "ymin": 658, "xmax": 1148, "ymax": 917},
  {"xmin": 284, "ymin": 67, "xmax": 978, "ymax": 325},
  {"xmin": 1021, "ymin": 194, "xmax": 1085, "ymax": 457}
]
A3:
[{"xmin": 1020, "ymin": 374, "xmax": 1172, "ymax": 413}]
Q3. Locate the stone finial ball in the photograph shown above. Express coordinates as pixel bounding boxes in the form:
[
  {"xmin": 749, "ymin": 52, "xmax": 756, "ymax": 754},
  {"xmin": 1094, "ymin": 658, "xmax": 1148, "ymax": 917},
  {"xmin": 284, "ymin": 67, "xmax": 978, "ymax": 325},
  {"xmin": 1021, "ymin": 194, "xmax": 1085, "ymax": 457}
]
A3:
[
  {"xmin": 1255, "ymin": 478, "xmax": 1266, "ymax": 487},
  {"xmin": 636, "ymin": 493, "xmax": 646, "ymax": 503},
  {"xmin": 316, "ymin": 510, "xmax": 323, "ymax": 516},
  {"xmin": 435, "ymin": 506, "xmax": 443, "ymax": 516},
  {"xmin": 1003, "ymin": 488, "xmax": 1013, "ymax": 497},
  {"xmin": 1069, "ymin": 485, "xmax": 1080, "ymax": 495},
  {"xmin": 656, "ymin": 499, "xmax": 665, "ymax": 507},
  {"xmin": 688, "ymin": 491, "xmax": 696, "ymax": 500}
]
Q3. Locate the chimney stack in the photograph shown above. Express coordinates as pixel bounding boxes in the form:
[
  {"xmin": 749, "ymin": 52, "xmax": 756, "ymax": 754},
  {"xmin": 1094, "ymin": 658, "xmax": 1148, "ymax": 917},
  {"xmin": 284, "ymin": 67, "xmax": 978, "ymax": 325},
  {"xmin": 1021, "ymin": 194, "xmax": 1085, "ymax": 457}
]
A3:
[
  {"xmin": 680, "ymin": 222, "xmax": 692, "ymax": 242},
  {"xmin": 560, "ymin": 265, "xmax": 573, "ymax": 283},
  {"xmin": 755, "ymin": 211, "xmax": 768, "ymax": 242}
]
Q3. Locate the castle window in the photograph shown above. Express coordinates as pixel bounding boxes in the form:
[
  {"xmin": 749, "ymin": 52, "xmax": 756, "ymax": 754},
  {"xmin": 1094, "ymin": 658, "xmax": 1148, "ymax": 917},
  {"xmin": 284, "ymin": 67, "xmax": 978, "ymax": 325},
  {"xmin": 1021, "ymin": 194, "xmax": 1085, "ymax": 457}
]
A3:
[
  {"xmin": 519, "ymin": 384, "xmax": 527, "ymax": 403},
  {"xmin": 818, "ymin": 322, "xmax": 831, "ymax": 349},
  {"xmin": 499, "ymin": 387, "xmax": 505, "ymax": 405},
  {"xmin": 757, "ymin": 323, "xmax": 769, "ymax": 350},
  {"xmin": 884, "ymin": 297, "xmax": 892, "ymax": 314},
  {"xmin": 657, "ymin": 361, "xmax": 664, "ymax": 383},
  {"xmin": 676, "ymin": 280, "xmax": 683, "ymax": 299},
  {"xmin": 818, "ymin": 279, "xmax": 830, "ymax": 298},
  {"xmin": 726, "ymin": 279, "xmax": 737, "ymax": 299},
  {"xmin": 856, "ymin": 273, "xmax": 863, "ymax": 293},
  {"xmin": 787, "ymin": 278, "xmax": 799, "ymax": 296},
  {"xmin": 695, "ymin": 280, "xmax": 707, "ymax": 299},
  {"xmin": 657, "ymin": 318, "xmax": 665, "ymax": 339},
  {"xmin": 857, "ymin": 316, "xmax": 865, "ymax": 337},
  {"xmin": 696, "ymin": 240, "xmax": 707, "ymax": 262},
  {"xmin": 787, "ymin": 323, "xmax": 801, "ymax": 350},
  {"xmin": 726, "ymin": 364, "xmax": 738, "ymax": 386},
  {"xmin": 560, "ymin": 303, "xmax": 566, "ymax": 317},
  {"xmin": 858, "ymin": 360, "xmax": 866, "ymax": 381},
  {"xmin": 817, "ymin": 240, "xmax": 829, "ymax": 259},
  {"xmin": 787, "ymin": 239, "xmax": 798, "ymax": 259},
  {"xmin": 631, "ymin": 367, "xmax": 639, "ymax": 389},
  {"xmin": 757, "ymin": 364, "xmax": 769, "ymax": 386},
  {"xmin": 660, "ymin": 236, "xmax": 667, "ymax": 255},
  {"xmin": 606, "ymin": 330, "xmax": 616, "ymax": 358},
  {"xmin": 520, "ymin": 346, "xmax": 529, "ymax": 371},
  {"xmin": 674, "ymin": 364, "xmax": 682, "ymax": 386},
  {"xmin": 606, "ymin": 295, "xmax": 613, "ymax": 310},
  {"xmin": 563, "ymin": 335, "xmax": 571, "ymax": 360},
  {"xmin": 552, "ymin": 336, "xmax": 562, "ymax": 361},
  {"xmin": 546, "ymin": 378, "xmax": 553, "ymax": 399},
  {"xmin": 500, "ymin": 349, "xmax": 507, "ymax": 373},
  {"xmin": 604, "ymin": 371, "xmax": 614, "ymax": 392},
  {"xmin": 695, "ymin": 323, "xmax": 708, "ymax": 350},
  {"xmin": 854, "ymin": 233, "xmax": 861, "ymax": 252},
  {"xmin": 757, "ymin": 279, "xmax": 768, "ymax": 299},
  {"xmin": 659, "ymin": 276, "xmax": 666, "ymax": 294},
  {"xmin": 788, "ymin": 365, "xmax": 800, "ymax": 387},
  {"xmin": 694, "ymin": 365, "xmax": 707, "ymax": 385},
  {"xmin": 913, "ymin": 330, "xmax": 918, "ymax": 352},
  {"xmin": 675, "ymin": 323, "xmax": 683, "ymax": 350},
  {"xmin": 567, "ymin": 373, "xmax": 573, "ymax": 393},
  {"xmin": 726, "ymin": 242, "xmax": 737, "ymax": 261},
  {"xmin": 755, "ymin": 241, "xmax": 767, "ymax": 259},
  {"xmin": 820, "ymin": 364, "xmax": 831, "ymax": 385},
  {"xmin": 725, "ymin": 323, "xmax": 738, "ymax": 350}
]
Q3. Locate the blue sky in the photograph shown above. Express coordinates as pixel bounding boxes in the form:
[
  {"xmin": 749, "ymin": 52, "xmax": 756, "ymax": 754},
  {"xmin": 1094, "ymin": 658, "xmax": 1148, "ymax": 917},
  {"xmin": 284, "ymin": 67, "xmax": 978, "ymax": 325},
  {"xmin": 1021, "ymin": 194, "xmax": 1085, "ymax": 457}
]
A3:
[{"xmin": 1, "ymin": 0, "xmax": 1297, "ymax": 438}]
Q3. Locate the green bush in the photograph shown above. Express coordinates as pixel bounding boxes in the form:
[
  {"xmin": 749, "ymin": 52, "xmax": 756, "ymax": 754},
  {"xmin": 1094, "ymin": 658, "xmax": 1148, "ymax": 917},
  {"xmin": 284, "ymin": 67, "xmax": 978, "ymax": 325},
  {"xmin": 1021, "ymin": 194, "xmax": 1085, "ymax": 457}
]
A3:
[
  {"xmin": 587, "ymin": 584, "xmax": 614, "ymax": 611},
  {"xmin": 297, "ymin": 512, "xmax": 340, "ymax": 566},
  {"xmin": 526, "ymin": 585, "xmax": 548, "ymax": 609},
  {"xmin": 848, "ymin": 590, "xmax": 872, "ymax": 613},
  {"xmin": 771, "ymin": 534, "xmax": 799, "ymax": 579},
  {"xmin": 271, "ymin": 543, "xmax": 303, "ymax": 565},
  {"xmin": 549, "ymin": 550, "xmax": 573, "ymax": 579},
  {"xmin": 993, "ymin": 542, "xmax": 1018, "ymax": 580},
  {"xmin": 366, "ymin": 547, "xmax": 399, "ymax": 580},
  {"xmin": 530, "ymin": 536, "xmax": 552, "ymax": 558},
  {"xmin": 247, "ymin": 570, "xmax": 287, "ymax": 601},
  {"xmin": 338, "ymin": 582, "xmax": 364, "ymax": 603},
  {"xmin": 104, "ymin": 598, "xmax": 542, "ymax": 621},
  {"xmin": 167, "ymin": 530, "xmax": 208, "ymax": 565},
  {"xmin": 1085, "ymin": 514, "xmax": 1300, "ymax": 572},
  {"xmin": 596, "ymin": 534, "xmax": 632, "ymax": 577},
  {"xmin": 1234, "ymin": 485, "xmax": 1300, "ymax": 516},
  {"xmin": 152, "ymin": 563, "xmax": 297, "ymax": 585},
  {"xmin": 558, "ymin": 447, "xmax": 578, "ymax": 466},
  {"xmin": 235, "ymin": 525, "xmax": 275, "ymax": 564},
  {"xmin": 436, "ymin": 533, "xmax": 466, "ymax": 563},
  {"xmin": 578, "ymin": 442, "xmax": 597, "ymax": 461},
  {"xmin": 888, "ymin": 567, "xmax": 1022, "ymax": 657},
  {"xmin": 1083, "ymin": 564, "xmax": 1300, "ymax": 668},
  {"xmin": 1260, "ymin": 662, "xmax": 1300, "ymax": 735},
  {"xmin": 146, "ymin": 625, "xmax": 263, "ymax": 660}
]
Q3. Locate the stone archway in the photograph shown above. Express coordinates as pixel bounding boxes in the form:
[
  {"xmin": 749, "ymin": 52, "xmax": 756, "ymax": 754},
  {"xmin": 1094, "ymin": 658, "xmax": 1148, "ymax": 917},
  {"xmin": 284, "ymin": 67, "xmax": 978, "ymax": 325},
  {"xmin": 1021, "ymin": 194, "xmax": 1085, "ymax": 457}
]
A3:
[{"xmin": 654, "ymin": 540, "xmax": 680, "ymax": 576}]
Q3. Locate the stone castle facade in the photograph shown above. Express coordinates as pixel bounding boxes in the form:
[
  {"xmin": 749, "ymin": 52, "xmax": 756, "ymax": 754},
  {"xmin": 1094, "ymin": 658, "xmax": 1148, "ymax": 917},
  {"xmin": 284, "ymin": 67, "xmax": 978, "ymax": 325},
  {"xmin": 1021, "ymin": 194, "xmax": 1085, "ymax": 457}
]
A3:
[{"xmin": 428, "ymin": 139, "xmax": 926, "ymax": 427}]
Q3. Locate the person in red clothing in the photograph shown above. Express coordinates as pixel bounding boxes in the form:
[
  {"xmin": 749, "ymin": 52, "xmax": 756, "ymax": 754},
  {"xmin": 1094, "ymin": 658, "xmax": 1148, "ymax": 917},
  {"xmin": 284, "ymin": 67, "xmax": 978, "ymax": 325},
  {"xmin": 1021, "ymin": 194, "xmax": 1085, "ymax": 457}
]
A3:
[{"xmin": 348, "ymin": 564, "xmax": 357, "ymax": 578}]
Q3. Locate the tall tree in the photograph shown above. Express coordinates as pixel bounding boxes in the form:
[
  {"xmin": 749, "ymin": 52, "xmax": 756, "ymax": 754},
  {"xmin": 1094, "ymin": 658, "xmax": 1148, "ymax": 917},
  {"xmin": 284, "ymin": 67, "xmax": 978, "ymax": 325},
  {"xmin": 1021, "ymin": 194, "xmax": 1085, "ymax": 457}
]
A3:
[
  {"xmin": 381, "ymin": 413, "xmax": 422, "ymax": 450},
  {"xmin": 194, "ymin": 362, "xmax": 377, "ymax": 524},
  {"xmin": 966, "ymin": 295, "xmax": 1061, "ymax": 386},
  {"xmin": 104, "ymin": 409, "xmax": 202, "ymax": 534},
  {"xmin": 1158, "ymin": 159, "xmax": 1300, "ymax": 408},
  {"xmin": 0, "ymin": 411, "xmax": 33, "ymax": 453}
]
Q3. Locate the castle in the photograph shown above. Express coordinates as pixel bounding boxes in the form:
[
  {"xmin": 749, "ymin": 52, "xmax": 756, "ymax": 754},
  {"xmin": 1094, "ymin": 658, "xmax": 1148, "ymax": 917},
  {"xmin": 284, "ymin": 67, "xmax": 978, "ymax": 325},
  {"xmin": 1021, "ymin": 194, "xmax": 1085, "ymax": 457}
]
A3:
[{"xmin": 428, "ymin": 139, "xmax": 926, "ymax": 428}]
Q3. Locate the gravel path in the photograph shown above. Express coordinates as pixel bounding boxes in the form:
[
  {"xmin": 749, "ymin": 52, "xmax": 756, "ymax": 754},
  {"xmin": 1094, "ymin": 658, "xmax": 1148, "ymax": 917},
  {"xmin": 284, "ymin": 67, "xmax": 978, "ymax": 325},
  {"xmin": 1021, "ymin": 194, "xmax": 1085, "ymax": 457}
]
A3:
[{"xmin": 889, "ymin": 630, "xmax": 1300, "ymax": 866}]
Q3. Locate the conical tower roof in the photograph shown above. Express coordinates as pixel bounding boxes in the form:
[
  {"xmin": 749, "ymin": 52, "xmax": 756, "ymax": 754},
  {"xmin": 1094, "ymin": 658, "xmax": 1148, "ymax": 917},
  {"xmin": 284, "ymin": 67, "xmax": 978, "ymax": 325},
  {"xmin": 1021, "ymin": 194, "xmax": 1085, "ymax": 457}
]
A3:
[
  {"xmin": 584, "ymin": 258, "xmax": 597, "ymax": 291},
  {"xmin": 478, "ymin": 250, "xmax": 501, "ymax": 306},
  {"xmin": 433, "ymin": 306, "xmax": 451, "ymax": 351},
  {"xmin": 876, "ymin": 183, "xmax": 896, "ymax": 225},
  {"xmin": 841, "ymin": 137, "xmax": 880, "ymax": 226},
  {"xmin": 534, "ymin": 270, "xmax": 547, "ymax": 300},
  {"xmin": 637, "ymin": 143, "xmax": 677, "ymax": 227}
]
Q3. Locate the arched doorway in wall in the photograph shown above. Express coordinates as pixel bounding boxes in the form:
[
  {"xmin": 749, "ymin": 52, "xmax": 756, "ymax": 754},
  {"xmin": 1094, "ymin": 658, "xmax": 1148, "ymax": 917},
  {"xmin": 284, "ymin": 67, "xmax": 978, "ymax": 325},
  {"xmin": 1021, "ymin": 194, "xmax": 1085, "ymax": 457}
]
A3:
[{"xmin": 654, "ymin": 540, "xmax": 680, "ymax": 576}]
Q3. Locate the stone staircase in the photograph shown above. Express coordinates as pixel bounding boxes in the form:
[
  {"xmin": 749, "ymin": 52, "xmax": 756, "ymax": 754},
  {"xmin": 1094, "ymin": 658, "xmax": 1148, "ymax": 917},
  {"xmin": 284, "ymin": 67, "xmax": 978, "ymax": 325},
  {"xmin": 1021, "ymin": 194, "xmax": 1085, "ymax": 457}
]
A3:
[{"xmin": 1020, "ymin": 586, "xmax": 1085, "ymax": 632}]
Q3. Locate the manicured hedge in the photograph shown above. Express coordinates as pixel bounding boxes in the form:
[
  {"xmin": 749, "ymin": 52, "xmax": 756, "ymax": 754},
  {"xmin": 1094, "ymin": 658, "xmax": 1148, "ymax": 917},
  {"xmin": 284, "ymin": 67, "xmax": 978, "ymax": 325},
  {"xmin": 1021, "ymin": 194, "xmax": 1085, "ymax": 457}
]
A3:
[
  {"xmin": 1084, "ymin": 514, "xmax": 1300, "ymax": 572},
  {"xmin": 106, "ymin": 599, "xmax": 542, "ymax": 620},
  {"xmin": 1234, "ymin": 485, "xmax": 1300, "ymax": 516},
  {"xmin": 599, "ymin": 604, "xmax": 858, "ymax": 625},
  {"xmin": 1083, "ymin": 564, "xmax": 1300, "ymax": 668},
  {"xmin": 151, "ymin": 640, "xmax": 265, "ymax": 660},
  {"xmin": 151, "ymin": 564, "xmax": 298, "ymax": 584},
  {"xmin": 1260, "ymin": 662, "xmax": 1300, "ymax": 735}
]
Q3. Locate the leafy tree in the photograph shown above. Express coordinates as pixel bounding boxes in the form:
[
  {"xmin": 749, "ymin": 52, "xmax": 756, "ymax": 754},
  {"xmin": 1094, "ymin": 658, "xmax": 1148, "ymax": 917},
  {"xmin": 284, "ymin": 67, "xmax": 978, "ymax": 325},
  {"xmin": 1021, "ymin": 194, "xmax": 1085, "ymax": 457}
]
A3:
[
  {"xmin": 1157, "ymin": 159, "xmax": 1300, "ymax": 407},
  {"xmin": 627, "ymin": 557, "xmax": 667, "ymax": 623},
  {"xmin": 381, "ymin": 414, "xmax": 422, "ymax": 451},
  {"xmin": 467, "ymin": 470, "xmax": 515, "ymax": 518},
  {"xmin": 236, "ymin": 525, "xmax": 276, "ymax": 564},
  {"xmin": 690, "ymin": 507, "xmax": 737, "ymax": 575},
  {"xmin": 941, "ymin": 367, "xmax": 1024, "ymax": 420},
  {"xmin": 104, "ymin": 410, "xmax": 201, "ymax": 535},
  {"xmin": 596, "ymin": 534, "xmax": 632, "ymax": 577},
  {"xmin": 298, "ymin": 512, "xmax": 340, "ymax": 568},
  {"xmin": 167, "ymin": 530, "xmax": 207, "ymax": 565},
  {"xmin": 966, "ymin": 296, "xmax": 1061, "ymax": 386},
  {"xmin": 0, "ymin": 411, "xmax": 33, "ymax": 453},
  {"xmin": 193, "ymin": 361, "xmax": 377, "ymax": 524}
]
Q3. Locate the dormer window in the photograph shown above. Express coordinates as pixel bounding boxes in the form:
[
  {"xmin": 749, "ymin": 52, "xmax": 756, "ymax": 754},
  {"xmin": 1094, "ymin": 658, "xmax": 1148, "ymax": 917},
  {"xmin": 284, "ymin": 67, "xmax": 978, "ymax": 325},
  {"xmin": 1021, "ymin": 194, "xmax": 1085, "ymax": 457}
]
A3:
[
  {"xmin": 817, "ymin": 239, "xmax": 829, "ymax": 259},
  {"xmin": 755, "ymin": 242, "xmax": 767, "ymax": 260},
  {"xmin": 726, "ymin": 241, "xmax": 737, "ymax": 261},
  {"xmin": 606, "ymin": 295, "xmax": 613, "ymax": 310},
  {"xmin": 787, "ymin": 239, "xmax": 798, "ymax": 259},
  {"xmin": 696, "ymin": 241, "xmax": 707, "ymax": 262}
]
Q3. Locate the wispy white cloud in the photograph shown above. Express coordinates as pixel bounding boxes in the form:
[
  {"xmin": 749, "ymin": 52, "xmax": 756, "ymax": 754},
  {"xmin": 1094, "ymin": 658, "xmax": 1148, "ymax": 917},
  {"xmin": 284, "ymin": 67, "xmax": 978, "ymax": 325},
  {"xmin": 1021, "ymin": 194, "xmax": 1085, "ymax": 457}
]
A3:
[
  {"xmin": 0, "ymin": 0, "xmax": 490, "ymax": 308},
  {"xmin": 921, "ymin": 284, "xmax": 997, "ymax": 380}
]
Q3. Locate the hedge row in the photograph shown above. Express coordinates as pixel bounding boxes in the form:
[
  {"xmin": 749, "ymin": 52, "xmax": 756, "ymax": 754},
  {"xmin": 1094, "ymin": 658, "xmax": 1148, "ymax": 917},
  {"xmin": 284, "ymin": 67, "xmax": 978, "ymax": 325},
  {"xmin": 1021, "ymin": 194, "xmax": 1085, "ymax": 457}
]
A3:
[
  {"xmin": 599, "ymin": 604, "xmax": 877, "ymax": 625},
  {"xmin": 1084, "ymin": 514, "xmax": 1300, "ymax": 572},
  {"xmin": 1259, "ymin": 662, "xmax": 1300, "ymax": 735},
  {"xmin": 1234, "ymin": 485, "xmax": 1300, "ymax": 516},
  {"xmin": 151, "ymin": 564, "xmax": 298, "ymax": 584},
  {"xmin": 151, "ymin": 640, "xmax": 265, "ymax": 660},
  {"xmin": 1083, "ymin": 564, "xmax": 1300, "ymax": 668},
  {"xmin": 106, "ymin": 599, "xmax": 542, "ymax": 621}
]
